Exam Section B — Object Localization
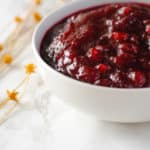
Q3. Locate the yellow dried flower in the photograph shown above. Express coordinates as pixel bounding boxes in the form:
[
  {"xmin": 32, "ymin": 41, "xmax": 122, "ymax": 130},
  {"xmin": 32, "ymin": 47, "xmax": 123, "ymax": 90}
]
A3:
[
  {"xmin": 7, "ymin": 90, "xmax": 19, "ymax": 102},
  {"xmin": 25, "ymin": 63, "xmax": 36, "ymax": 74},
  {"xmin": 3, "ymin": 54, "xmax": 13, "ymax": 64},
  {"xmin": 0, "ymin": 44, "xmax": 3, "ymax": 51},
  {"xmin": 34, "ymin": 0, "xmax": 42, "ymax": 5},
  {"xmin": 14, "ymin": 16, "xmax": 23, "ymax": 23},
  {"xmin": 33, "ymin": 12, "xmax": 42, "ymax": 22}
]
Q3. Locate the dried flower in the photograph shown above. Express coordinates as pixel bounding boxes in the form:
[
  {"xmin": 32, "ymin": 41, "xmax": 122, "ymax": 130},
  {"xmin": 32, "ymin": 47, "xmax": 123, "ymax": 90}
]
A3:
[
  {"xmin": 7, "ymin": 90, "xmax": 19, "ymax": 102},
  {"xmin": 2, "ymin": 54, "xmax": 13, "ymax": 64},
  {"xmin": 0, "ymin": 44, "xmax": 3, "ymax": 51},
  {"xmin": 25, "ymin": 63, "xmax": 36, "ymax": 74},
  {"xmin": 33, "ymin": 12, "xmax": 42, "ymax": 22},
  {"xmin": 14, "ymin": 16, "xmax": 23, "ymax": 23},
  {"xmin": 34, "ymin": 0, "xmax": 42, "ymax": 5}
]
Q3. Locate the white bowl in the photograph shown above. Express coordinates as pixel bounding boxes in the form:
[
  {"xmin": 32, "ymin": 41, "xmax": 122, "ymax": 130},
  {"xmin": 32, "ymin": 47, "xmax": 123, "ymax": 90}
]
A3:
[{"xmin": 33, "ymin": 0, "xmax": 150, "ymax": 123}]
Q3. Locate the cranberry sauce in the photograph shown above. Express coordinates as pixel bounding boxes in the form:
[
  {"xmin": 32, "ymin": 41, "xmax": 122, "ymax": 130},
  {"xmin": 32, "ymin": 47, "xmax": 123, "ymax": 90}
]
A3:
[{"xmin": 40, "ymin": 3, "xmax": 150, "ymax": 88}]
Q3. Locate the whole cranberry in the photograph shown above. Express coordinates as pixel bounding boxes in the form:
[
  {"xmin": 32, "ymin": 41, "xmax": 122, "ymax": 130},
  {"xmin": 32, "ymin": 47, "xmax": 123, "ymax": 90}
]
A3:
[
  {"xmin": 143, "ymin": 20, "xmax": 150, "ymax": 25},
  {"xmin": 128, "ymin": 71, "xmax": 146, "ymax": 87},
  {"xmin": 63, "ymin": 22, "xmax": 75, "ymax": 38},
  {"xmin": 140, "ymin": 58, "xmax": 150, "ymax": 71},
  {"xmin": 96, "ymin": 64, "xmax": 111, "ymax": 74},
  {"xmin": 97, "ymin": 79, "xmax": 113, "ymax": 87},
  {"xmin": 110, "ymin": 72, "xmax": 128, "ymax": 88},
  {"xmin": 117, "ymin": 7, "xmax": 132, "ymax": 15},
  {"xmin": 111, "ymin": 32, "xmax": 129, "ymax": 41},
  {"xmin": 130, "ymin": 35, "xmax": 140, "ymax": 44},
  {"xmin": 76, "ymin": 65, "xmax": 100, "ymax": 83},
  {"xmin": 86, "ymin": 47, "xmax": 103, "ymax": 63},
  {"xmin": 114, "ymin": 14, "xmax": 144, "ymax": 33},
  {"xmin": 117, "ymin": 43, "xmax": 139, "ymax": 55},
  {"xmin": 66, "ymin": 56, "xmax": 89, "ymax": 77},
  {"xmin": 145, "ymin": 25, "xmax": 150, "ymax": 34},
  {"xmin": 95, "ymin": 45, "xmax": 111, "ymax": 53},
  {"xmin": 56, "ymin": 49, "xmax": 77, "ymax": 68},
  {"xmin": 116, "ymin": 53, "xmax": 135, "ymax": 68}
]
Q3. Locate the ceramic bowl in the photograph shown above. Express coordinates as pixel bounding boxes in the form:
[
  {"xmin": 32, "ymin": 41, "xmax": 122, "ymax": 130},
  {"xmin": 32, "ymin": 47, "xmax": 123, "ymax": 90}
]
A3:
[{"xmin": 33, "ymin": 0, "xmax": 150, "ymax": 123}]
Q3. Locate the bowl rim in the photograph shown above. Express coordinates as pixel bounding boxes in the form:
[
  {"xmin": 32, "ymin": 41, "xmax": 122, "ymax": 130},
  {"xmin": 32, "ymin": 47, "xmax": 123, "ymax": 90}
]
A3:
[{"xmin": 32, "ymin": 0, "xmax": 150, "ymax": 92}]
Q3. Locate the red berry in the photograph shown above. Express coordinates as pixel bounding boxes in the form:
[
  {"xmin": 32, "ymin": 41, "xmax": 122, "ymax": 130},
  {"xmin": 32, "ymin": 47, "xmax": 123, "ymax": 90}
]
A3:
[
  {"xmin": 112, "ymin": 32, "xmax": 128, "ymax": 41},
  {"xmin": 62, "ymin": 49, "xmax": 77, "ymax": 65},
  {"xmin": 96, "ymin": 64, "xmax": 111, "ymax": 74},
  {"xmin": 130, "ymin": 35, "xmax": 139, "ymax": 44},
  {"xmin": 87, "ymin": 48, "xmax": 103, "ymax": 62},
  {"xmin": 95, "ymin": 45, "xmax": 111, "ymax": 53},
  {"xmin": 118, "ymin": 43, "xmax": 139, "ymax": 55},
  {"xmin": 146, "ymin": 25, "xmax": 150, "ymax": 34},
  {"xmin": 63, "ymin": 22, "xmax": 74, "ymax": 38},
  {"xmin": 128, "ymin": 71, "xmax": 146, "ymax": 87},
  {"xmin": 140, "ymin": 58, "xmax": 150, "ymax": 71},
  {"xmin": 76, "ymin": 66, "xmax": 100, "ymax": 83},
  {"xmin": 116, "ymin": 53, "xmax": 135, "ymax": 67},
  {"xmin": 110, "ymin": 72, "xmax": 128, "ymax": 88},
  {"xmin": 118, "ymin": 7, "xmax": 131, "ymax": 15},
  {"xmin": 66, "ymin": 56, "xmax": 89, "ymax": 77},
  {"xmin": 143, "ymin": 20, "xmax": 150, "ymax": 25},
  {"xmin": 98, "ymin": 79, "xmax": 113, "ymax": 87}
]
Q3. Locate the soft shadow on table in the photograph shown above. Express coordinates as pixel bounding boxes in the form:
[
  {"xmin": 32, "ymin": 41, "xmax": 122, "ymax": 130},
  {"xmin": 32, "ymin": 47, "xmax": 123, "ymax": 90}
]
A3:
[
  {"xmin": 90, "ymin": 121, "xmax": 150, "ymax": 150},
  {"xmin": 45, "ymin": 97, "xmax": 150, "ymax": 150}
]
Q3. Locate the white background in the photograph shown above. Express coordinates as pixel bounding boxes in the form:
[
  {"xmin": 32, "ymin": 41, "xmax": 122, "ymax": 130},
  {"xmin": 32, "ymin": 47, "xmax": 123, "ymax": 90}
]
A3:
[{"xmin": 0, "ymin": 0, "xmax": 150, "ymax": 150}]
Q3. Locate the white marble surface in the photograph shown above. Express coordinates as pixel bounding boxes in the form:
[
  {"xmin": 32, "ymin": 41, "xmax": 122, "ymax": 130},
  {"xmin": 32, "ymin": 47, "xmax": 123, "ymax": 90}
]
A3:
[{"xmin": 1, "ymin": 0, "xmax": 150, "ymax": 150}]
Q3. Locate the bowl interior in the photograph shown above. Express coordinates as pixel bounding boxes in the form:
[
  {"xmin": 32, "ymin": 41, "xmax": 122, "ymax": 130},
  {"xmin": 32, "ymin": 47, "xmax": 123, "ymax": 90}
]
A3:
[
  {"xmin": 32, "ymin": 0, "xmax": 150, "ymax": 92},
  {"xmin": 33, "ymin": 0, "xmax": 150, "ymax": 51}
]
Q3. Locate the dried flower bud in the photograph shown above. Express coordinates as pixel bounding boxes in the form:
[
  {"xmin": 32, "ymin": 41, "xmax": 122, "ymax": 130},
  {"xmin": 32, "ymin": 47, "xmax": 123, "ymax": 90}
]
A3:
[
  {"xmin": 33, "ymin": 12, "xmax": 42, "ymax": 22},
  {"xmin": 3, "ymin": 54, "xmax": 13, "ymax": 64},
  {"xmin": 25, "ymin": 63, "xmax": 36, "ymax": 74},
  {"xmin": 7, "ymin": 90, "xmax": 19, "ymax": 102},
  {"xmin": 14, "ymin": 16, "xmax": 23, "ymax": 23},
  {"xmin": 0, "ymin": 44, "xmax": 3, "ymax": 51},
  {"xmin": 34, "ymin": 0, "xmax": 42, "ymax": 5}
]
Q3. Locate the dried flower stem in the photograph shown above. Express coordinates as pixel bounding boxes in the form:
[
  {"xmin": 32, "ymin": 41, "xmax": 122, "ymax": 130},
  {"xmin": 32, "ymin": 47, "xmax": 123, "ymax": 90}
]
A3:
[
  {"xmin": 0, "ymin": 2, "xmax": 40, "ymax": 74},
  {"xmin": 19, "ymin": 76, "xmax": 30, "ymax": 99},
  {"xmin": 0, "ymin": 103, "xmax": 17, "ymax": 125},
  {"xmin": 0, "ymin": 0, "xmax": 65, "ymax": 125},
  {"xmin": 0, "ymin": 98, "xmax": 9, "ymax": 109},
  {"xmin": 14, "ymin": 75, "xmax": 30, "ymax": 91}
]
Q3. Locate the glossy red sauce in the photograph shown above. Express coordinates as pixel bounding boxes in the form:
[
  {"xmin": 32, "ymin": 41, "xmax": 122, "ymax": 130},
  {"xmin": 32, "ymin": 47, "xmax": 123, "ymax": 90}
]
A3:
[{"xmin": 40, "ymin": 3, "xmax": 150, "ymax": 88}]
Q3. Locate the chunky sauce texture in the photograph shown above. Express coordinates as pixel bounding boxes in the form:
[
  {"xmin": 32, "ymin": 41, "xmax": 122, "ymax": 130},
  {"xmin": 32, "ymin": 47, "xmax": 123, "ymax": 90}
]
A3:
[{"xmin": 41, "ymin": 3, "xmax": 150, "ymax": 88}]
